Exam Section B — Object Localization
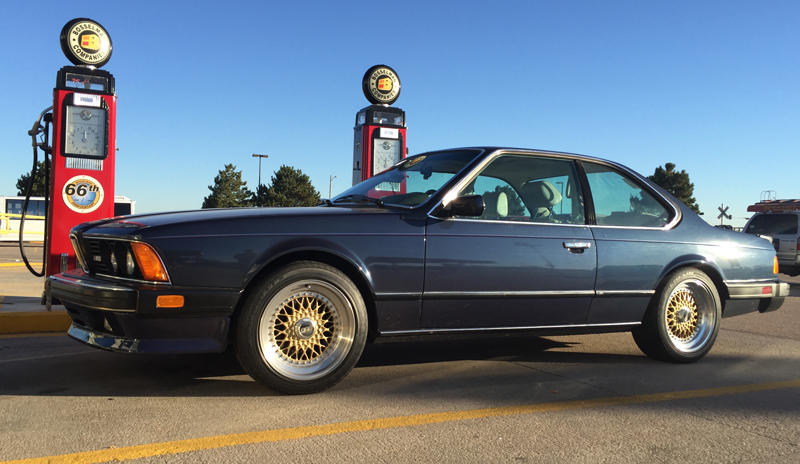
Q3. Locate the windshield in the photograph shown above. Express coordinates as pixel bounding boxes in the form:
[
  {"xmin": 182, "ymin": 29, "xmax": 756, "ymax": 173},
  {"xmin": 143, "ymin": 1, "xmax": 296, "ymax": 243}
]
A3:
[{"xmin": 333, "ymin": 149, "xmax": 482, "ymax": 206}]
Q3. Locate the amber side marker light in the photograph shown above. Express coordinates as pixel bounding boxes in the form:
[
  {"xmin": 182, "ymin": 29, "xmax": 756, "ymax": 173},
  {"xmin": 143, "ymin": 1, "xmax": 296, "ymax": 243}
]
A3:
[
  {"xmin": 130, "ymin": 242, "xmax": 169, "ymax": 282},
  {"xmin": 157, "ymin": 295, "xmax": 184, "ymax": 308},
  {"xmin": 774, "ymin": 256, "xmax": 780, "ymax": 274}
]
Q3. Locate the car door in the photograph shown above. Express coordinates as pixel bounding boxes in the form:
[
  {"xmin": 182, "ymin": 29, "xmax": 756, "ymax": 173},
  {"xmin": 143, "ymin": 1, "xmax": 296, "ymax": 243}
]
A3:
[{"xmin": 421, "ymin": 152, "xmax": 597, "ymax": 329}]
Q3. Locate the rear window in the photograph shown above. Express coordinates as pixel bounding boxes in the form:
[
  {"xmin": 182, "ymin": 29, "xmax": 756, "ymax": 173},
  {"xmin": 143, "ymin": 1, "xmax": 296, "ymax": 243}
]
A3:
[{"xmin": 745, "ymin": 213, "xmax": 799, "ymax": 235}]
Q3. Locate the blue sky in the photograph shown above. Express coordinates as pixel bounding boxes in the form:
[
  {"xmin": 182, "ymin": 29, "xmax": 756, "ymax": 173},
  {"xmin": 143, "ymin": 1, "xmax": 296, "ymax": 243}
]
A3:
[{"xmin": 1, "ymin": 1, "xmax": 797, "ymax": 227}]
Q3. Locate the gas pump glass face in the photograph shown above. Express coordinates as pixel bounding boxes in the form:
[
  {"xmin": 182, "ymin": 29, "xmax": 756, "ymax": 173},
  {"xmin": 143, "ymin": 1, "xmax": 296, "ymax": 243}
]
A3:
[
  {"xmin": 373, "ymin": 139, "xmax": 401, "ymax": 174},
  {"xmin": 65, "ymin": 106, "xmax": 106, "ymax": 158},
  {"xmin": 335, "ymin": 150, "xmax": 481, "ymax": 207},
  {"xmin": 64, "ymin": 73, "xmax": 109, "ymax": 92}
]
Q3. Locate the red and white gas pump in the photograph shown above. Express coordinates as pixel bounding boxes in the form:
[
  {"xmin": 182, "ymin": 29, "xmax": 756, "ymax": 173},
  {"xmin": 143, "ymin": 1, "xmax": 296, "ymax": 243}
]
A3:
[
  {"xmin": 46, "ymin": 19, "xmax": 117, "ymax": 281},
  {"xmin": 352, "ymin": 65, "xmax": 407, "ymax": 186},
  {"xmin": 20, "ymin": 19, "xmax": 117, "ymax": 302}
]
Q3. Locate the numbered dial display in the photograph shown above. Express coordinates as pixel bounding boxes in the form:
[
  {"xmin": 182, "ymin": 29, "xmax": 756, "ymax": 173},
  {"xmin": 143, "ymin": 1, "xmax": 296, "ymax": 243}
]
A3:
[
  {"xmin": 64, "ymin": 106, "xmax": 106, "ymax": 158},
  {"xmin": 373, "ymin": 139, "xmax": 401, "ymax": 173}
]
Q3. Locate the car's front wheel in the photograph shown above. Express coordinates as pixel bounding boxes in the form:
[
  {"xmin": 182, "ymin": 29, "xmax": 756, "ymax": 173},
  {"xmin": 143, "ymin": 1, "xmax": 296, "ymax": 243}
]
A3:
[
  {"xmin": 235, "ymin": 261, "xmax": 368, "ymax": 394},
  {"xmin": 632, "ymin": 268, "xmax": 721, "ymax": 363}
]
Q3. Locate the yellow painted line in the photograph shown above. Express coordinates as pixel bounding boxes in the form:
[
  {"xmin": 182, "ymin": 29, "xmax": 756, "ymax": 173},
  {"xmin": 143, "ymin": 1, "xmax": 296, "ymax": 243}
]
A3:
[
  {"xmin": 3, "ymin": 379, "xmax": 800, "ymax": 464},
  {"xmin": 0, "ymin": 263, "xmax": 42, "ymax": 268}
]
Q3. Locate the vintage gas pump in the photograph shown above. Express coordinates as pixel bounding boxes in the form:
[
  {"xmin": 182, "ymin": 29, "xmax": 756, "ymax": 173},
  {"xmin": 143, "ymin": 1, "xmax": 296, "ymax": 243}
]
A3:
[
  {"xmin": 44, "ymin": 19, "xmax": 116, "ymax": 281},
  {"xmin": 352, "ymin": 65, "xmax": 407, "ymax": 186}
]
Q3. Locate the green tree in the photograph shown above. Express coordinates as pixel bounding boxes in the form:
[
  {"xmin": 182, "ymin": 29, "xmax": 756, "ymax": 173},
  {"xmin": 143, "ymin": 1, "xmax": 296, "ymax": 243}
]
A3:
[
  {"xmin": 256, "ymin": 165, "xmax": 320, "ymax": 207},
  {"xmin": 648, "ymin": 162, "xmax": 701, "ymax": 214},
  {"xmin": 202, "ymin": 164, "xmax": 254, "ymax": 208},
  {"xmin": 16, "ymin": 160, "xmax": 50, "ymax": 196}
]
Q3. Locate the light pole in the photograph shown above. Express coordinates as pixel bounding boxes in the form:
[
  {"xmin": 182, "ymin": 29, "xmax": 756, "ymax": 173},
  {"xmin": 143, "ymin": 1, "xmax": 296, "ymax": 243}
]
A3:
[
  {"xmin": 252, "ymin": 154, "xmax": 268, "ymax": 206},
  {"xmin": 556, "ymin": 181, "xmax": 564, "ymax": 214},
  {"xmin": 329, "ymin": 175, "xmax": 337, "ymax": 199}
]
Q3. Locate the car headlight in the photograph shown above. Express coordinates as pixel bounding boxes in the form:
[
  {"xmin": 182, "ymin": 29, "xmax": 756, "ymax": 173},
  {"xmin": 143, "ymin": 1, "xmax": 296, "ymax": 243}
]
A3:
[{"xmin": 126, "ymin": 250, "xmax": 135, "ymax": 275}]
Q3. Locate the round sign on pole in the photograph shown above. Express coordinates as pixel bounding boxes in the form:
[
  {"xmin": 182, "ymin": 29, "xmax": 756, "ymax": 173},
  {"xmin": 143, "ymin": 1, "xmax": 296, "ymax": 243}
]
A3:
[
  {"xmin": 59, "ymin": 18, "xmax": 113, "ymax": 68},
  {"xmin": 362, "ymin": 65, "xmax": 401, "ymax": 106}
]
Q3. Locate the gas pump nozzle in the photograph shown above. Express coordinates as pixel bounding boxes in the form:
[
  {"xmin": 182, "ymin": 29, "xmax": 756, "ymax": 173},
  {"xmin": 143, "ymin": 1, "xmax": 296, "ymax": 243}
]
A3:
[{"xmin": 28, "ymin": 106, "xmax": 53, "ymax": 148}]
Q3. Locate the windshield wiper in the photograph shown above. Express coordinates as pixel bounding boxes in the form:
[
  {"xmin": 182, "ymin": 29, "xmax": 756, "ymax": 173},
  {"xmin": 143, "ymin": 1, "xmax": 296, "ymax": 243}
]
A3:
[{"xmin": 332, "ymin": 194, "xmax": 384, "ymax": 207}]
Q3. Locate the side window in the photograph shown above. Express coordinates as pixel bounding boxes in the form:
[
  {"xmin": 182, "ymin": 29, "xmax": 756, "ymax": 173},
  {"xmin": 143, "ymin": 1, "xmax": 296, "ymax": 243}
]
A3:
[
  {"xmin": 7, "ymin": 200, "xmax": 23, "ymax": 216},
  {"xmin": 5, "ymin": 200, "xmax": 44, "ymax": 217},
  {"xmin": 457, "ymin": 155, "xmax": 585, "ymax": 224},
  {"xmin": 745, "ymin": 214, "xmax": 798, "ymax": 236},
  {"xmin": 583, "ymin": 162, "xmax": 671, "ymax": 228}
]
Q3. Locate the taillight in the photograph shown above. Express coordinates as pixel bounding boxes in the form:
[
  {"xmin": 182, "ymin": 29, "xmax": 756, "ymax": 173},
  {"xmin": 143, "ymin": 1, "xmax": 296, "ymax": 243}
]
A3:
[{"xmin": 774, "ymin": 256, "xmax": 779, "ymax": 274}]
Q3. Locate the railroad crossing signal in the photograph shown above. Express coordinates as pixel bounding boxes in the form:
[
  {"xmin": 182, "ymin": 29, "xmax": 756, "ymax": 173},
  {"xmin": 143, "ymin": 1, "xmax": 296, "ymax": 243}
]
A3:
[{"xmin": 718, "ymin": 204, "xmax": 732, "ymax": 225}]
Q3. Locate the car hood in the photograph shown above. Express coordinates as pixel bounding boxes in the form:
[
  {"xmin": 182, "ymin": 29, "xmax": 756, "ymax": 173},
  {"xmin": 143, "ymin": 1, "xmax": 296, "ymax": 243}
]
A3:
[{"xmin": 72, "ymin": 206, "xmax": 411, "ymax": 239}]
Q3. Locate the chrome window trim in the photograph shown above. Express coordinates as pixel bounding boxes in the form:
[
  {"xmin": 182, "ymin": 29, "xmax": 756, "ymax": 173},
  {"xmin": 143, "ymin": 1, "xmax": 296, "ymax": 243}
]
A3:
[
  {"xmin": 427, "ymin": 149, "xmax": 579, "ymax": 220},
  {"xmin": 381, "ymin": 321, "xmax": 641, "ymax": 336},
  {"xmin": 426, "ymin": 148, "xmax": 682, "ymax": 230},
  {"xmin": 440, "ymin": 217, "xmax": 590, "ymax": 228},
  {"xmin": 581, "ymin": 158, "xmax": 682, "ymax": 231}
]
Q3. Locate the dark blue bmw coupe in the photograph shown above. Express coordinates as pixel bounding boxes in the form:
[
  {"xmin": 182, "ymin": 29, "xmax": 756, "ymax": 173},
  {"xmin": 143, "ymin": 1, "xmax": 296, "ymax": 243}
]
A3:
[{"xmin": 49, "ymin": 147, "xmax": 788, "ymax": 394}]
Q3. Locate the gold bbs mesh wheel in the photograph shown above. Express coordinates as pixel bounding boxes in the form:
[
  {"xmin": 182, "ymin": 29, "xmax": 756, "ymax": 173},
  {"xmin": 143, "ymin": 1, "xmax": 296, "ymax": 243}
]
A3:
[
  {"xmin": 258, "ymin": 279, "xmax": 356, "ymax": 381},
  {"xmin": 273, "ymin": 292, "xmax": 335, "ymax": 363},
  {"xmin": 666, "ymin": 288, "xmax": 698, "ymax": 340},
  {"xmin": 663, "ymin": 279, "xmax": 716, "ymax": 353}
]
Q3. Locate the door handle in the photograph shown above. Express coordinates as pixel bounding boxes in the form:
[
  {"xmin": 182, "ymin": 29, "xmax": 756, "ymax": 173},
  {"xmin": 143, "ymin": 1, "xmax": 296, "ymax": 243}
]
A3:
[{"xmin": 563, "ymin": 241, "xmax": 592, "ymax": 253}]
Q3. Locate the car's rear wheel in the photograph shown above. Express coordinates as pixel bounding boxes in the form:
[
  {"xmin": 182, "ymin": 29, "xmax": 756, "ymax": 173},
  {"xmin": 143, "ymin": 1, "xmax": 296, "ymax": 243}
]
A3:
[
  {"xmin": 235, "ymin": 261, "xmax": 367, "ymax": 394},
  {"xmin": 632, "ymin": 268, "xmax": 721, "ymax": 363}
]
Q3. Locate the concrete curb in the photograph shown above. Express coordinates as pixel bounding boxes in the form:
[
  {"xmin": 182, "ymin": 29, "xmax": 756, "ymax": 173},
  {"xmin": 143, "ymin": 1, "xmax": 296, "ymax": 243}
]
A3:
[
  {"xmin": 0, "ymin": 295, "xmax": 72, "ymax": 335},
  {"xmin": 0, "ymin": 310, "xmax": 72, "ymax": 334}
]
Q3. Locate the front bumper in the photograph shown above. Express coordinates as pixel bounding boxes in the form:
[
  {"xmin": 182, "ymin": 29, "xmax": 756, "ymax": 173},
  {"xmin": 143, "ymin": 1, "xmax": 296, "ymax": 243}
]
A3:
[
  {"xmin": 48, "ymin": 270, "xmax": 242, "ymax": 354},
  {"xmin": 67, "ymin": 319, "xmax": 229, "ymax": 353}
]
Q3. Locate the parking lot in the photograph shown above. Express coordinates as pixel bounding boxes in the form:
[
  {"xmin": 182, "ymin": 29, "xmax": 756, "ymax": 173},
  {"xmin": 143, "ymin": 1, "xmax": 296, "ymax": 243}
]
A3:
[{"xmin": 2, "ymin": 243, "xmax": 800, "ymax": 463}]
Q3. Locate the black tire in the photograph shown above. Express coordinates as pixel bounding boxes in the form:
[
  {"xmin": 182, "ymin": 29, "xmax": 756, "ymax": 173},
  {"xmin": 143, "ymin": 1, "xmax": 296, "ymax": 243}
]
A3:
[
  {"xmin": 632, "ymin": 268, "xmax": 721, "ymax": 363},
  {"xmin": 235, "ymin": 261, "xmax": 368, "ymax": 394}
]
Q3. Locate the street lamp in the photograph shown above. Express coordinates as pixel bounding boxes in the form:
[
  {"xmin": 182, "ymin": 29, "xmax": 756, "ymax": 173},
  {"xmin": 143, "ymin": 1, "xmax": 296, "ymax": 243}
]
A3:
[
  {"xmin": 252, "ymin": 154, "xmax": 268, "ymax": 206},
  {"xmin": 329, "ymin": 175, "xmax": 338, "ymax": 199}
]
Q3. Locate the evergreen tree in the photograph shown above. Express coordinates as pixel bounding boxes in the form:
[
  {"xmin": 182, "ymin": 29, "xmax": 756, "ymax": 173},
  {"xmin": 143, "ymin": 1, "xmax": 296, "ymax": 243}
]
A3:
[
  {"xmin": 16, "ymin": 160, "xmax": 50, "ymax": 196},
  {"xmin": 256, "ymin": 165, "xmax": 320, "ymax": 207},
  {"xmin": 202, "ymin": 164, "xmax": 254, "ymax": 208},
  {"xmin": 648, "ymin": 162, "xmax": 701, "ymax": 214}
]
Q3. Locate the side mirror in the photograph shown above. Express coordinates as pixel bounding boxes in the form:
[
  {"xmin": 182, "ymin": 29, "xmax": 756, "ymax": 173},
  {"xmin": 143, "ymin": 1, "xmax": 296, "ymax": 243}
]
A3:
[{"xmin": 438, "ymin": 195, "xmax": 485, "ymax": 218}]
